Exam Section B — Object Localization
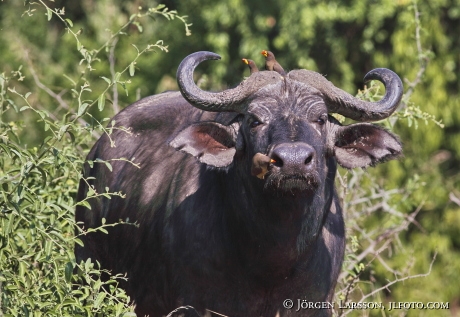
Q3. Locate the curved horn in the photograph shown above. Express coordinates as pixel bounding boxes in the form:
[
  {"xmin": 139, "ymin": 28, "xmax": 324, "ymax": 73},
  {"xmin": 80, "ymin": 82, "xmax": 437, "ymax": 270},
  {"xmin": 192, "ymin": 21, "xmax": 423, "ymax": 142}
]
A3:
[
  {"xmin": 288, "ymin": 68, "xmax": 403, "ymax": 121},
  {"xmin": 177, "ymin": 51, "xmax": 283, "ymax": 113}
]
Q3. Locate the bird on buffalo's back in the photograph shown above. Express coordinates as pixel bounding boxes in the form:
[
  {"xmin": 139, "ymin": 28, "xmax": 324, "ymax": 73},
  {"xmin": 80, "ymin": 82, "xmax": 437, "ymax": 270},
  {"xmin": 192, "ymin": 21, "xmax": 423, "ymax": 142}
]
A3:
[
  {"xmin": 261, "ymin": 50, "xmax": 286, "ymax": 75},
  {"xmin": 242, "ymin": 58, "xmax": 259, "ymax": 74}
]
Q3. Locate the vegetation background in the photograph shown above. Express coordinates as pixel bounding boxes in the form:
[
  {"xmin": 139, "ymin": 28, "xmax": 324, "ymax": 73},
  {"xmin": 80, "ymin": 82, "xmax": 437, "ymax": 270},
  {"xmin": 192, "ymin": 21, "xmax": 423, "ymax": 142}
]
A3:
[{"xmin": 0, "ymin": 0, "xmax": 459, "ymax": 316}]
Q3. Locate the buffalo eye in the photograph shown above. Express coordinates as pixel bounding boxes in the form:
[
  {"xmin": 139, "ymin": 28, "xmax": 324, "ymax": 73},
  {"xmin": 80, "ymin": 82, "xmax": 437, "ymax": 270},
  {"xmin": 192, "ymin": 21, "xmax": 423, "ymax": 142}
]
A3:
[
  {"xmin": 315, "ymin": 114, "xmax": 327, "ymax": 126},
  {"xmin": 249, "ymin": 118, "xmax": 263, "ymax": 129}
]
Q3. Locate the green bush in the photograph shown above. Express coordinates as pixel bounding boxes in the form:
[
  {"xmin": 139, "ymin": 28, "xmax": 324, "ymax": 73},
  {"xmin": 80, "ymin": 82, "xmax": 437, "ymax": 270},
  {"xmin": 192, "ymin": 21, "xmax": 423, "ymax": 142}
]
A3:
[{"xmin": 0, "ymin": 1, "xmax": 190, "ymax": 315}]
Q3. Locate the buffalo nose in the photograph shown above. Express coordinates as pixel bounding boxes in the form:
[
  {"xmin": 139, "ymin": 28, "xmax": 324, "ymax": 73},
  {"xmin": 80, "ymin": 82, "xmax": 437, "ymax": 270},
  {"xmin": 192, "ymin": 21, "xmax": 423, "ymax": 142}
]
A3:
[{"xmin": 270, "ymin": 143, "xmax": 316, "ymax": 172}]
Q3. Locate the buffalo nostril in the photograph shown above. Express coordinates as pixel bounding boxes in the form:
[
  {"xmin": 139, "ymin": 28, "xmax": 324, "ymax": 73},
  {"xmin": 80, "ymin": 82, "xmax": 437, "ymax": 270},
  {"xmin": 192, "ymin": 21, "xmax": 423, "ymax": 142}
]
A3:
[
  {"xmin": 304, "ymin": 155, "xmax": 313, "ymax": 165},
  {"xmin": 270, "ymin": 155, "xmax": 283, "ymax": 167}
]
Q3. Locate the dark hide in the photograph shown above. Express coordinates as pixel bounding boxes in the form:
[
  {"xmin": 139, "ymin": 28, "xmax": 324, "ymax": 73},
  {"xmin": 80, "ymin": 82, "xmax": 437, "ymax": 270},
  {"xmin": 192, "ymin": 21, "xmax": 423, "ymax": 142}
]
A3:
[{"xmin": 76, "ymin": 78, "xmax": 401, "ymax": 317}]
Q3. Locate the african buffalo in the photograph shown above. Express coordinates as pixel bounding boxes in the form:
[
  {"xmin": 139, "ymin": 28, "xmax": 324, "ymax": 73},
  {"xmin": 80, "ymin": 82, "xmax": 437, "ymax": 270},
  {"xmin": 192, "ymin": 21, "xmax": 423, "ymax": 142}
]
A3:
[{"xmin": 75, "ymin": 51, "xmax": 403, "ymax": 317}]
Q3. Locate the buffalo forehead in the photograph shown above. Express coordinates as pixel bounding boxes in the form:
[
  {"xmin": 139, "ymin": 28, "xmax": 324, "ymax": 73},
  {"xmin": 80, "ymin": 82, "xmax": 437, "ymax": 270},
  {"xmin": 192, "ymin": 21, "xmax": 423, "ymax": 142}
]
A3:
[{"xmin": 248, "ymin": 80, "xmax": 326, "ymax": 116}]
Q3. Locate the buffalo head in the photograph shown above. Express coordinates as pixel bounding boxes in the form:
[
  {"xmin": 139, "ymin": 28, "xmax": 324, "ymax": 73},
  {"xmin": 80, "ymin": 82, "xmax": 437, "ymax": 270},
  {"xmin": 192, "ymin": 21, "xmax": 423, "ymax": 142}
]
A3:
[{"xmin": 170, "ymin": 51, "xmax": 402, "ymax": 197}]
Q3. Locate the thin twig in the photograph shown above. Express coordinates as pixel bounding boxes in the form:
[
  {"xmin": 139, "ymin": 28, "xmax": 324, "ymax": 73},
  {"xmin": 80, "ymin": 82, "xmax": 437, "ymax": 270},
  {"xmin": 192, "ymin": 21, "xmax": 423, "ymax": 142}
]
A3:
[
  {"xmin": 109, "ymin": 37, "xmax": 120, "ymax": 114},
  {"xmin": 348, "ymin": 189, "xmax": 402, "ymax": 206},
  {"xmin": 339, "ymin": 204, "xmax": 423, "ymax": 280},
  {"xmin": 404, "ymin": 0, "xmax": 428, "ymax": 101},
  {"xmin": 0, "ymin": 281, "xmax": 3, "ymax": 317},
  {"xmin": 338, "ymin": 251, "xmax": 383, "ymax": 317},
  {"xmin": 361, "ymin": 252, "xmax": 436, "ymax": 302},
  {"xmin": 449, "ymin": 192, "xmax": 460, "ymax": 206},
  {"xmin": 24, "ymin": 52, "xmax": 70, "ymax": 113},
  {"xmin": 340, "ymin": 252, "xmax": 437, "ymax": 316},
  {"xmin": 391, "ymin": 0, "xmax": 429, "ymax": 125},
  {"xmin": 206, "ymin": 309, "xmax": 230, "ymax": 317},
  {"xmin": 352, "ymin": 225, "xmax": 401, "ymax": 275},
  {"xmin": 23, "ymin": 51, "xmax": 101, "ymax": 139}
]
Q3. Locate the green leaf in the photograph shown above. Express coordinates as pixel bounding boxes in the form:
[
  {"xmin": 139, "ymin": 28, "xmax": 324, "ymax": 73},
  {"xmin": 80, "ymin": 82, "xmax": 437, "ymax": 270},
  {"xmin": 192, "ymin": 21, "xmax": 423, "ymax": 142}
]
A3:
[
  {"xmin": 58, "ymin": 124, "xmax": 70, "ymax": 137},
  {"xmin": 0, "ymin": 143, "xmax": 12, "ymax": 158},
  {"xmin": 61, "ymin": 299, "xmax": 78, "ymax": 307},
  {"xmin": 65, "ymin": 18, "xmax": 73, "ymax": 27},
  {"xmin": 35, "ymin": 166, "xmax": 47, "ymax": 186},
  {"xmin": 42, "ymin": 134, "xmax": 53, "ymax": 143},
  {"xmin": 45, "ymin": 239, "xmax": 52, "ymax": 257},
  {"xmin": 46, "ymin": 7, "xmax": 52, "ymax": 21},
  {"xmin": 74, "ymin": 238, "xmax": 84, "ymax": 247},
  {"xmin": 78, "ymin": 200, "xmax": 91, "ymax": 210},
  {"xmin": 133, "ymin": 21, "xmax": 143, "ymax": 33},
  {"xmin": 65, "ymin": 262, "xmax": 73, "ymax": 283},
  {"xmin": 98, "ymin": 93, "xmax": 105, "ymax": 111},
  {"xmin": 114, "ymin": 72, "xmax": 121, "ymax": 82},
  {"xmin": 67, "ymin": 130, "xmax": 76, "ymax": 143},
  {"xmin": 104, "ymin": 161, "xmax": 113, "ymax": 172},
  {"xmin": 101, "ymin": 76, "xmax": 111, "ymax": 84},
  {"xmin": 38, "ymin": 290, "xmax": 53, "ymax": 296},
  {"xmin": 131, "ymin": 44, "xmax": 139, "ymax": 53},
  {"xmin": 93, "ymin": 279, "xmax": 102, "ymax": 291},
  {"xmin": 77, "ymin": 102, "xmax": 89, "ymax": 117},
  {"xmin": 93, "ymin": 292, "xmax": 106, "ymax": 308},
  {"xmin": 121, "ymin": 82, "xmax": 129, "ymax": 96},
  {"xmin": 85, "ymin": 258, "xmax": 93, "ymax": 271},
  {"xmin": 37, "ymin": 110, "xmax": 48, "ymax": 119},
  {"xmin": 129, "ymin": 62, "xmax": 135, "ymax": 77},
  {"xmin": 19, "ymin": 261, "xmax": 27, "ymax": 280}
]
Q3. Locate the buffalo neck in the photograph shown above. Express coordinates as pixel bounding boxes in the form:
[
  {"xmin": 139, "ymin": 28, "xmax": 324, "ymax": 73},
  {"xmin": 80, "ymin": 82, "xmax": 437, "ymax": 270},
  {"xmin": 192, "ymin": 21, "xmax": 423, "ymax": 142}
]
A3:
[{"xmin": 217, "ymin": 159, "xmax": 336, "ymax": 282}]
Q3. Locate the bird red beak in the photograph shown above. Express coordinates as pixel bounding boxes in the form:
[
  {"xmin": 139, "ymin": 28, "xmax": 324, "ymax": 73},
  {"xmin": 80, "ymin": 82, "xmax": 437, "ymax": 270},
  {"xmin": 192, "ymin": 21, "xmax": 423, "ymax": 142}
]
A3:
[
  {"xmin": 261, "ymin": 50, "xmax": 268, "ymax": 57},
  {"xmin": 242, "ymin": 58, "xmax": 249, "ymax": 65}
]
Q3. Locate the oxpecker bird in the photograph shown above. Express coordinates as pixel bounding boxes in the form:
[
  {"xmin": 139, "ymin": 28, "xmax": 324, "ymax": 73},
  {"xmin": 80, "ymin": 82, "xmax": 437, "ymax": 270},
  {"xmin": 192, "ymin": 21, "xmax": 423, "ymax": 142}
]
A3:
[
  {"xmin": 261, "ymin": 50, "xmax": 286, "ymax": 75},
  {"xmin": 242, "ymin": 58, "xmax": 259, "ymax": 74}
]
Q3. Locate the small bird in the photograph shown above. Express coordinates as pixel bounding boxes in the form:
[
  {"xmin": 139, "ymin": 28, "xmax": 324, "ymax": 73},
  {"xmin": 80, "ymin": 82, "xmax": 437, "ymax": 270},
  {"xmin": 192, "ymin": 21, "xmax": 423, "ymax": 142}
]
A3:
[
  {"xmin": 251, "ymin": 153, "xmax": 271, "ymax": 179},
  {"xmin": 242, "ymin": 58, "xmax": 259, "ymax": 74},
  {"xmin": 261, "ymin": 50, "xmax": 286, "ymax": 75}
]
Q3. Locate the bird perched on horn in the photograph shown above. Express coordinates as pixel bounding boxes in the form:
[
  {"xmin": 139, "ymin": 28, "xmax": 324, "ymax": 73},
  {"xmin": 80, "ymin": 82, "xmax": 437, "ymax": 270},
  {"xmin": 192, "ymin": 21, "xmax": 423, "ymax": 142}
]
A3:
[
  {"xmin": 242, "ymin": 58, "xmax": 259, "ymax": 74},
  {"xmin": 261, "ymin": 50, "xmax": 286, "ymax": 75}
]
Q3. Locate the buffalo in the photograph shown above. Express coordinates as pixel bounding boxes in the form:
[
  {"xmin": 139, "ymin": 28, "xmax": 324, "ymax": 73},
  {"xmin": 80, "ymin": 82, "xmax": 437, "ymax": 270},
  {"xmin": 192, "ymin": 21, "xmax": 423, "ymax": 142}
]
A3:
[{"xmin": 75, "ymin": 51, "xmax": 403, "ymax": 317}]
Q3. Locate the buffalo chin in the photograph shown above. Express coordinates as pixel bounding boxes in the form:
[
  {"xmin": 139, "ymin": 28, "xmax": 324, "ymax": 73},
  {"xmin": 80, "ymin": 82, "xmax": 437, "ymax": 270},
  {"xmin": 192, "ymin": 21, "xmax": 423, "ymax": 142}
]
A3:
[{"xmin": 263, "ymin": 173, "xmax": 319, "ymax": 197}]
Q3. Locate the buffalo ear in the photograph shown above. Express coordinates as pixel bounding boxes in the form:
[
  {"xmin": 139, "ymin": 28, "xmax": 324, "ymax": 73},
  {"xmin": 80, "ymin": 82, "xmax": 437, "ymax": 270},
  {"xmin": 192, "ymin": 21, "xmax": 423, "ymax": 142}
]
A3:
[
  {"xmin": 333, "ymin": 123, "xmax": 402, "ymax": 169},
  {"xmin": 169, "ymin": 122, "xmax": 236, "ymax": 167}
]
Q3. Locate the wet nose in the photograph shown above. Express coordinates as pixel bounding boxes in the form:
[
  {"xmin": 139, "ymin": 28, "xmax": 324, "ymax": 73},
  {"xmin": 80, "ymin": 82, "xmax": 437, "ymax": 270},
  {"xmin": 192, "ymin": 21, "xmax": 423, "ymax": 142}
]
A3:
[{"xmin": 270, "ymin": 142, "xmax": 316, "ymax": 173}]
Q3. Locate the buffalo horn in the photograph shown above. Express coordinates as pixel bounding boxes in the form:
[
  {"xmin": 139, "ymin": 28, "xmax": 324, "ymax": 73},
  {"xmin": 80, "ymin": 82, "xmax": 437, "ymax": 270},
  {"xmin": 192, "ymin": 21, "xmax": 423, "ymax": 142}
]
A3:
[
  {"xmin": 288, "ymin": 68, "xmax": 403, "ymax": 121},
  {"xmin": 177, "ymin": 51, "xmax": 282, "ymax": 113}
]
